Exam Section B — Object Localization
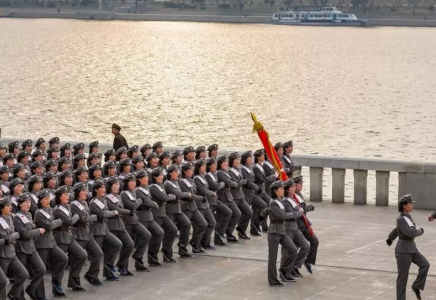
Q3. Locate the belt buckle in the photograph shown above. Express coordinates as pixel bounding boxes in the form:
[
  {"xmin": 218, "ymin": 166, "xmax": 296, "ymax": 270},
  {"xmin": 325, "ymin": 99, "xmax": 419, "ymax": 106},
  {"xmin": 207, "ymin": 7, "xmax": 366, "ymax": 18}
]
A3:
[
  {"xmin": 49, "ymin": 230, "xmax": 53, "ymax": 235},
  {"xmin": 103, "ymin": 219, "xmax": 108, "ymax": 224},
  {"xmin": 68, "ymin": 226, "xmax": 72, "ymax": 232},
  {"xmin": 30, "ymin": 237, "xmax": 34, "ymax": 241},
  {"xmin": 85, "ymin": 222, "xmax": 90, "ymax": 229}
]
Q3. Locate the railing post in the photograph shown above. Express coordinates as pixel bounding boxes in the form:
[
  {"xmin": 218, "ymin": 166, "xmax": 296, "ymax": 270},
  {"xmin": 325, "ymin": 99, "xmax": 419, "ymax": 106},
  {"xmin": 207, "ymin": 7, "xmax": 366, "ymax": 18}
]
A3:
[
  {"xmin": 398, "ymin": 172, "xmax": 406, "ymax": 199},
  {"xmin": 310, "ymin": 167, "xmax": 323, "ymax": 202},
  {"xmin": 376, "ymin": 171, "xmax": 390, "ymax": 206},
  {"xmin": 353, "ymin": 169, "xmax": 368, "ymax": 205},
  {"xmin": 332, "ymin": 168, "xmax": 345, "ymax": 203}
]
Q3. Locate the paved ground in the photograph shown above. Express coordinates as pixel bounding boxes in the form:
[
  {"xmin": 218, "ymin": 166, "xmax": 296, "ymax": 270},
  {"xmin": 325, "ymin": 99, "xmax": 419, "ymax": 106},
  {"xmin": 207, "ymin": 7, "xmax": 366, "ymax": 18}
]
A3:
[{"xmin": 33, "ymin": 202, "xmax": 436, "ymax": 300}]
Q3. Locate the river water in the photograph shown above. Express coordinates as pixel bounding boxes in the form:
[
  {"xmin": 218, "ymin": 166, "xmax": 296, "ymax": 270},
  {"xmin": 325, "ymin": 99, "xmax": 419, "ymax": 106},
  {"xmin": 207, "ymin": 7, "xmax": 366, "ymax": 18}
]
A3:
[{"xmin": 1, "ymin": 19, "xmax": 436, "ymax": 201}]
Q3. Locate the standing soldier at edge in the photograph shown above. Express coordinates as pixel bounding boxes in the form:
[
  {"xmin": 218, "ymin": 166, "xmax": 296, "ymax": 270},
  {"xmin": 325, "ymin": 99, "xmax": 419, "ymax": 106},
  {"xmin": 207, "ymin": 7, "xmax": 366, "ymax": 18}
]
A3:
[{"xmin": 112, "ymin": 124, "xmax": 129, "ymax": 151}]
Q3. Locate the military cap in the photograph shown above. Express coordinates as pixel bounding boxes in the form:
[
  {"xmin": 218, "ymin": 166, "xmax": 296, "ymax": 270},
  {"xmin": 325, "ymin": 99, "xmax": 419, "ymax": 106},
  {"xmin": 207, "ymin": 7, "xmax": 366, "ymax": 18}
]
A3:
[
  {"xmin": 135, "ymin": 170, "xmax": 149, "ymax": 179},
  {"xmin": 89, "ymin": 141, "xmax": 99, "ymax": 148},
  {"xmin": 73, "ymin": 167, "xmax": 87, "ymax": 175},
  {"xmin": 152, "ymin": 141, "xmax": 163, "ymax": 150},
  {"xmin": 17, "ymin": 151, "xmax": 30, "ymax": 161},
  {"xmin": 228, "ymin": 152, "xmax": 240, "ymax": 160},
  {"xmin": 55, "ymin": 185, "xmax": 70, "ymax": 196},
  {"xmin": 146, "ymin": 152, "xmax": 158, "ymax": 162},
  {"xmin": 205, "ymin": 157, "xmax": 217, "ymax": 166},
  {"xmin": 58, "ymin": 156, "xmax": 71, "ymax": 165},
  {"xmin": 283, "ymin": 140, "xmax": 293, "ymax": 148},
  {"xmin": 217, "ymin": 155, "xmax": 227, "ymax": 164},
  {"xmin": 194, "ymin": 159, "xmax": 206, "ymax": 167},
  {"xmin": 207, "ymin": 144, "xmax": 219, "ymax": 151},
  {"xmin": 128, "ymin": 145, "xmax": 139, "ymax": 153},
  {"xmin": 37, "ymin": 189, "xmax": 51, "ymax": 199},
  {"xmin": 73, "ymin": 154, "xmax": 86, "ymax": 162},
  {"xmin": 104, "ymin": 161, "xmax": 116, "ymax": 169},
  {"xmin": 283, "ymin": 179, "xmax": 295, "ymax": 188},
  {"xmin": 116, "ymin": 147, "xmax": 127, "ymax": 154},
  {"xmin": 270, "ymin": 180, "xmax": 285, "ymax": 190},
  {"xmin": 140, "ymin": 144, "xmax": 151, "ymax": 152},
  {"xmin": 399, "ymin": 194, "xmax": 415, "ymax": 204},
  {"xmin": 105, "ymin": 149, "xmax": 116, "ymax": 156},
  {"xmin": 3, "ymin": 154, "xmax": 14, "ymax": 163},
  {"xmin": 35, "ymin": 138, "xmax": 45, "ymax": 147},
  {"xmin": 119, "ymin": 158, "xmax": 131, "ymax": 167},
  {"xmin": 73, "ymin": 143, "xmax": 84, "ymax": 150},
  {"xmin": 0, "ymin": 197, "xmax": 11, "ymax": 206},
  {"xmin": 151, "ymin": 167, "xmax": 164, "ymax": 176},
  {"xmin": 13, "ymin": 163, "xmax": 25, "ymax": 173},
  {"xmin": 8, "ymin": 141, "xmax": 19, "ymax": 148},
  {"xmin": 30, "ymin": 161, "xmax": 44, "ymax": 170},
  {"xmin": 122, "ymin": 173, "xmax": 136, "ymax": 183},
  {"xmin": 293, "ymin": 175, "xmax": 303, "ymax": 184},
  {"xmin": 28, "ymin": 175, "xmax": 43, "ymax": 184},
  {"xmin": 45, "ymin": 158, "xmax": 58, "ymax": 167},
  {"xmin": 132, "ymin": 155, "xmax": 144, "ymax": 164},
  {"xmin": 31, "ymin": 149, "xmax": 44, "ymax": 158},
  {"xmin": 171, "ymin": 150, "xmax": 182, "ymax": 159},
  {"xmin": 47, "ymin": 147, "xmax": 59, "ymax": 153},
  {"xmin": 241, "ymin": 151, "xmax": 252, "ymax": 158},
  {"xmin": 88, "ymin": 164, "xmax": 102, "ymax": 174},
  {"xmin": 195, "ymin": 146, "xmax": 206, "ymax": 153},
  {"xmin": 167, "ymin": 165, "xmax": 179, "ymax": 173},
  {"xmin": 22, "ymin": 139, "xmax": 33, "ymax": 147},
  {"xmin": 43, "ymin": 171, "xmax": 57, "ymax": 181},
  {"xmin": 88, "ymin": 153, "xmax": 100, "ymax": 161},
  {"xmin": 274, "ymin": 142, "xmax": 283, "ymax": 150},
  {"xmin": 0, "ymin": 143, "xmax": 6, "ymax": 150},
  {"xmin": 9, "ymin": 178, "xmax": 25, "ymax": 189},
  {"xmin": 112, "ymin": 123, "xmax": 121, "ymax": 131},
  {"xmin": 73, "ymin": 182, "xmax": 88, "ymax": 192},
  {"xmin": 159, "ymin": 152, "xmax": 170, "ymax": 159},
  {"xmin": 92, "ymin": 179, "xmax": 105, "ymax": 190},
  {"xmin": 59, "ymin": 170, "xmax": 73, "ymax": 179},
  {"xmin": 17, "ymin": 193, "xmax": 31, "ymax": 203},
  {"xmin": 183, "ymin": 146, "xmax": 195, "ymax": 155},
  {"xmin": 60, "ymin": 143, "xmax": 71, "ymax": 150},
  {"xmin": 104, "ymin": 177, "xmax": 119, "ymax": 186},
  {"xmin": 253, "ymin": 149, "xmax": 264, "ymax": 157},
  {"xmin": 49, "ymin": 137, "xmax": 60, "ymax": 144},
  {"xmin": 0, "ymin": 166, "xmax": 10, "ymax": 174},
  {"xmin": 181, "ymin": 162, "xmax": 193, "ymax": 170}
]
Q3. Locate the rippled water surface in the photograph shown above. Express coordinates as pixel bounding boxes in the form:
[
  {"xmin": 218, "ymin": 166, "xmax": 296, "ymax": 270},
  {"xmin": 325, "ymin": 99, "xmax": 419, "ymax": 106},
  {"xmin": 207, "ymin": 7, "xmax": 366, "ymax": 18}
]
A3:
[{"xmin": 1, "ymin": 19, "xmax": 436, "ymax": 162}]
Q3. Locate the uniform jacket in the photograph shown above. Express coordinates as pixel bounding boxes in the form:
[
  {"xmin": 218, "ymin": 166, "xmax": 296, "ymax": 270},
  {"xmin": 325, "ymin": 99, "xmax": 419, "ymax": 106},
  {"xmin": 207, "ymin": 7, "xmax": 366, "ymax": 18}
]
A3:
[
  {"xmin": 194, "ymin": 174, "xmax": 218, "ymax": 207},
  {"xmin": 34, "ymin": 207, "xmax": 62, "ymax": 249},
  {"xmin": 282, "ymin": 197, "xmax": 304, "ymax": 231},
  {"xmin": 13, "ymin": 211, "xmax": 41, "ymax": 255},
  {"xmin": 265, "ymin": 199, "xmax": 296, "ymax": 236},
  {"xmin": 53, "ymin": 204, "xmax": 80, "ymax": 245},
  {"xmin": 228, "ymin": 167, "xmax": 248, "ymax": 201},
  {"xmin": 389, "ymin": 212, "xmax": 423, "ymax": 254},
  {"xmin": 135, "ymin": 185, "xmax": 158, "ymax": 222},
  {"xmin": 113, "ymin": 133, "xmax": 129, "ymax": 151},
  {"xmin": 0, "ymin": 215, "xmax": 20, "ymax": 258},
  {"xmin": 71, "ymin": 199, "xmax": 97, "ymax": 241},
  {"xmin": 89, "ymin": 197, "xmax": 118, "ymax": 236},
  {"xmin": 164, "ymin": 180, "xmax": 190, "ymax": 214},
  {"xmin": 105, "ymin": 193, "xmax": 130, "ymax": 231},
  {"xmin": 253, "ymin": 163, "xmax": 275, "ymax": 194},
  {"xmin": 149, "ymin": 183, "xmax": 176, "ymax": 218},
  {"xmin": 241, "ymin": 165, "xmax": 260, "ymax": 201},
  {"xmin": 216, "ymin": 170, "xmax": 238, "ymax": 203},
  {"xmin": 120, "ymin": 190, "xmax": 142, "ymax": 226},
  {"xmin": 179, "ymin": 178, "xmax": 203, "ymax": 211}
]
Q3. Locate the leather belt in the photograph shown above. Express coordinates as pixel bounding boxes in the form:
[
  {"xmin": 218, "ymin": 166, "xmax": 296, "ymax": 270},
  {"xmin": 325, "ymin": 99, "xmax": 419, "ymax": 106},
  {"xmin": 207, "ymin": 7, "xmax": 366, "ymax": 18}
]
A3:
[
  {"xmin": 75, "ymin": 223, "xmax": 90, "ymax": 229},
  {"xmin": 56, "ymin": 226, "xmax": 73, "ymax": 232},
  {"xmin": 166, "ymin": 200, "xmax": 178, "ymax": 205},
  {"xmin": 270, "ymin": 220, "xmax": 284, "ymax": 225}
]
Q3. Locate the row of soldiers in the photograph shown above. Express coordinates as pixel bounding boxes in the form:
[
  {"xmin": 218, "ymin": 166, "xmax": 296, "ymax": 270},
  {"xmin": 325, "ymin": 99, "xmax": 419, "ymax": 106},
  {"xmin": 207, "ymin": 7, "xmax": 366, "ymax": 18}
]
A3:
[{"xmin": 0, "ymin": 137, "xmax": 319, "ymax": 299}]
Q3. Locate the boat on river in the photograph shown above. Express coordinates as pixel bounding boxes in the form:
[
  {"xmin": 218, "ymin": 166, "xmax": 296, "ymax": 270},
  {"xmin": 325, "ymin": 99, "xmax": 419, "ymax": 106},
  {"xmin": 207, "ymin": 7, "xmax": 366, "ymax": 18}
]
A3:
[{"xmin": 271, "ymin": 5, "xmax": 367, "ymax": 26}]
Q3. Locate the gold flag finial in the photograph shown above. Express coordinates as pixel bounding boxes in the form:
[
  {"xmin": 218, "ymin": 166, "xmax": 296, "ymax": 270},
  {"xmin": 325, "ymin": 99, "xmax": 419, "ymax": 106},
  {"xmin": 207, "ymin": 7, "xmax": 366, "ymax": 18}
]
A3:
[{"xmin": 251, "ymin": 112, "xmax": 264, "ymax": 133}]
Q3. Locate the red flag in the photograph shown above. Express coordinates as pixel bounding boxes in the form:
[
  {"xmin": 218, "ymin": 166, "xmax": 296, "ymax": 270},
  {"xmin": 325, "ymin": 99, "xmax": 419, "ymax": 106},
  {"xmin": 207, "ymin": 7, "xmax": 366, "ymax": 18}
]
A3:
[{"xmin": 251, "ymin": 113, "xmax": 315, "ymax": 237}]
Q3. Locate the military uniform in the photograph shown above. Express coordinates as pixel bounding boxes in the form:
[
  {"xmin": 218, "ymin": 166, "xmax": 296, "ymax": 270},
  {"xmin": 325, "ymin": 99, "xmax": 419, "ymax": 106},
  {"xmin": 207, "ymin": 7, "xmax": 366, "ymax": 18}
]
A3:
[
  {"xmin": 112, "ymin": 124, "xmax": 129, "ymax": 151},
  {"xmin": 281, "ymin": 140, "xmax": 301, "ymax": 178},
  {"xmin": 0, "ymin": 167, "xmax": 10, "ymax": 197}
]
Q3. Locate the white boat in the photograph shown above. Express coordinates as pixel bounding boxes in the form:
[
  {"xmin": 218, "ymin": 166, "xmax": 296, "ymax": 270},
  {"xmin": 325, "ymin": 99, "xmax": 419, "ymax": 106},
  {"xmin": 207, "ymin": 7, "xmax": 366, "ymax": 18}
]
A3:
[{"xmin": 271, "ymin": 5, "xmax": 367, "ymax": 26}]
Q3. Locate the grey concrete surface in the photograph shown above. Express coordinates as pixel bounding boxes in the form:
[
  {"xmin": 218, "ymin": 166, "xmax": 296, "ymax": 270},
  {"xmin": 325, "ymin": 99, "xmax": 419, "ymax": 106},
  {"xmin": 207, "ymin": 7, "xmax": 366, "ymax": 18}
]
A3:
[{"xmin": 30, "ymin": 202, "xmax": 436, "ymax": 300}]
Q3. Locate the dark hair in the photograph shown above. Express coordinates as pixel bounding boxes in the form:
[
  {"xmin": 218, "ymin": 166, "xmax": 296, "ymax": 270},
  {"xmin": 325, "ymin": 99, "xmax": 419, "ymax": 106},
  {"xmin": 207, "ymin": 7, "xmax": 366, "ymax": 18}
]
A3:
[
  {"xmin": 398, "ymin": 202, "xmax": 404, "ymax": 212},
  {"xmin": 74, "ymin": 189, "xmax": 84, "ymax": 201},
  {"xmin": 37, "ymin": 198, "xmax": 46, "ymax": 209},
  {"xmin": 0, "ymin": 202, "xmax": 10, "ymax": 211},
  {"xmin": 105, "ymin": 180, "xmax": 118, "ymax": 196},
  {"xmin": 217, "ymin": 160, "xmax": 226, "ymax": 171},
  {"xmin": 55, "ymin": 193, "xmax": 62, "ymax": 205},
  {"xmin": 194, "ymin": 164, "xmax": 202, "ymax": 176},
  {"xmin": 123, "ymin": 179, "xmax": 134, "ymax": 191}
]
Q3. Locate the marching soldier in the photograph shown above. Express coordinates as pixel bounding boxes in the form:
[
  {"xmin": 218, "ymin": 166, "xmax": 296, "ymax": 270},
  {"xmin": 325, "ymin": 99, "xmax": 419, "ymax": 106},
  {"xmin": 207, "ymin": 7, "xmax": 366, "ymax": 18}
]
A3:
[
  {"xmin": 73, "ymin": 143, "xmax": 85, "ymax": 157},
  {"xmin": 207, "ymin": 144, "xmax": 218, "ymax": 159},
  {"xmin": 105, "ymin": 177, "xmax": 135, "ymax": 276},
  {"xmin": 0, "ymin": 144, "xmax": 7, "ymax": 167},
  {"xmin": 216, "ymin": 155, "xmax": 242, "ymax": 243},
  {"xmin": 35, "ymin": 138, "xmax": 46, "ymax": 153},
  {"xmin": 146, "ymin": 153, "xmax": 159, "ymax": 174},
  {"xmin": 59, "ymin": 143, "xmax": 72, "ymax": 159},
  {"xmin": 34, "ymin": 189, "xmax": 69, "ymax": 298},
  {"xmin": 104, "ymin": 149, "xmax": 116, "ymax": 164},
  {"xmin": 282, "ymin": 141, "xmax": 301, "ymax": 177},
  {"xmin": 71, "ymin": 182, "xmax": 104, "ymax": 287},
  {"xmin": 179, "ymin": 162, "xmax": 208, "ymax": 253},
  {"xmin": 103, "ymin": 161, "xmax": 117, "ymax": 178},
  {"xmin": 127, "ymin": 145, "xmax": 140, "ymax": 160},
  {"xmin": 73, "ymin": 154, "xmax": 86, "ymax": 171},
  {"xmin": 112, "ymin": 124, "xmax": 129, "ymax": 151},
  {"xmin": 135, "ymin": 170, "xmax": 164, "ymax": 267},
  {"xmin": 9, "ymin": 178, "xmax": 25, "ymax": 214},
  {"xmin": 89, "ymin": 141, "xmax": 99, "ymax": 154},
  {"xmin": 57, "ymin": 156, "xmax": 71, "ymax": 174},
  {"xmin": 13, "ymin": 193, "xmax": 46, "ymax": 300},
  {"xmin": 152, "ymin": 142, "xmax": 163, "ymax": 156},
  {"xmin": 21, "ymin": 140, "xmax": 33, "ymax": 154},
  {"xmin": 87, "ymin": 153, "xmax": 100, "ymax": 168},
  {"xmin": 31, "ymin": 150, "xmax": 45, "ymax": 163},
  {"xmin": 48, "ymin": 137, "xmax": 60, "ymax": 149},
  {"xmin": 0, "ymin": 167, "xmax": 11, "ymax": 197},
  {"xmin": 88, "ymin": 180, "xmax": 122, "ymax": 281},
  {"xmin": 0, "ymin": 198, "xmax": 28, "ymax": 300},
  {"xmin": 204, "ymin": 158, "xmax": 231, "ymax": 246},
  {"xmin": 164, "ymin": 166, "xmax": 193, "ymax": 258},
  {"xmin": 140, "ymin": 144, "xmax": 152, "ymax": 160},
  {"xmin": 195, "ymin": 146, "xmax": 206, "ymax": 160},
  {"xmin": 45, "ymin": 159, "xmax": 58, "ymax": 174},
  {"xmin": 149, "ymin": 167, "xmax": 178, "ymax": 263},
  {"xmin": 183, "ymin": 146, "xmax": 195, "ymax": 163},
  {"xmin": 30, "ymin": 161, "xmax": 44, "ymax": 176},
  {"xmin": 46, "ymin": 147, "xmax": 59, "ymax": 161},
  {"xmin": 132, "ymin": 155, "xmax": 145, "ymax": 174},
  {"xmin": 193, "ymin": 159, "xmax": 217, "ymax": 250},
  {"xmin": 170, "ymin": 150, "xmax": 183, "ymax": 175},
  {"xmin": 386, "ymin": 195, "xmax": 430, "ymax": 300},
  {"xmin": 228, "ymin": 152, "xmax": 253, "ymax": 240},
  {"xmin": 7, "ymin": 141, "xmax": 19, "ymax": 164},
  {"xmin": 120, "ymin": 174, "xmax": 151, "ymax": 271},
  {"xmin": 88, "ymin": 164, "xmax": 103, "ymax": 187},
  {"xmin": 53, "ymin": 185, "xmax": 87, "ymax": 292},
  {"xmin": 159, "ymin": 152, "xmax": 170, "ymax": 178},
  {"xmin": 27, "ymin": 175, "xmax": 43, "ymax": 217}
]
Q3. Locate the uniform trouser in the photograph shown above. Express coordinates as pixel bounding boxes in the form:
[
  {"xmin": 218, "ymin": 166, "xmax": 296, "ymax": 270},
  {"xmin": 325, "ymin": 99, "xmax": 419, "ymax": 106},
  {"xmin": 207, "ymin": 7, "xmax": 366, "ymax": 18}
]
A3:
[
  {"xmin": 210, "ymin": 202, "xmax": 232, "ymax": 243},
  {"xmin": 36, "ymin": 246, "xmax": 68, "ymax": 298},
  {"xmin": 184, "ymin": 209, "xmax": 208, "ymax": 250},
  {"xmin": 221, "ymin": 201, "xmax": 242, "ymax": 235},
  {"xmin": 126, "ymin": 223, "xmax": 151, "ymax": 265},
  {"xmin": 300, "ymin": 227, "xmax": 319, "ymax": 265},
  {"xmin": 16, "ymin": 251, "xmax": 45, "ymax": 297},
  {"xmin": 282, "ymin": 229, "xmax": 310, "ymax": 269},
  {"xmin": 396, "ymin": 251, "xmax": 430, "ymax": 300},
  {"xmin": 0, "ymin": 267, "xmax": 7, "ymax": 300},
  {"xmin": 198, "ymin": 208, "xmax": 217, "ymax": 247},
  {"xmin": 111, "ymin": 230, "xmax": 134, "ymax": 269},
  {"xmin": 94, "ymin": 232, "xmax": 122, "ymax": 277},
  {"xmin": 267, "ymin": 233, "xmax": 297, "ymax": 285},
  {"xmin": 234, "ymin": 199, "xmax": 253, "ymax": 233},
  {"xmin": 58, "ymin": 240, "xmax": 88, "ymax": 289},
  {"xmin": 168, "ymin": 212, "xmax": 191, "ymax": 249},
  {"xmin": 248, "ymin": 195, "xmax": 268, "ymax": 234},
  {"xmin": 258, "ymin": 192, "xmax": 271, "ymax": 230},
  {"xmin": 0, "ymin": 257, "xmax": 28, "ymax": 298},
  {"xmin": 139, "ymin": 220, "xmax": 164, "ymax": 258},
  {"xmin": 154, "ymin": 216, "xmax": 178, "ymax": 256},
  {"xmin": 77, "ymin": 239, "xmax": 103, "ymax": 280}
]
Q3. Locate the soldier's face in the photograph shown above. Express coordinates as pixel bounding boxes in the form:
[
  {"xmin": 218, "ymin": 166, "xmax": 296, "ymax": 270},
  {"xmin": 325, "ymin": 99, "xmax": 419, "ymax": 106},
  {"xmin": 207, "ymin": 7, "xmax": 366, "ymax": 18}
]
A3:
[
  {"xmin": 128, "ymin": 180, "xmax": 136, "ymax": 190},
  {"xmin": 65, "ymin": 149, "xmax": 72, "ymax": 157},
  {"xmin": 6, "ymin": 160, "xmax": 14, "ymax": 168},
  {"xmin": 22, "ymin": 157, "xmax": 29, "ymax": 165},
  {"xmin": 209, "ymin": 163, "xmax": 217, "ymax": 172},
  {"xmin": 98, "ymin": 185, "xmax": 107, "ymax": 197},
  {"xmin": 156, "ymin": 174, "xmax": 164, "ymax": 183},
  {"xmin": 404, "ymin": 203, "xmax": 413, "ymax": 212},
  {"xmin": 1, "ymin": 173, "xmax": 9, "ymax": 181},
  {"xmin": 155, "ymin": 147, "xmax": 163, "ymax": 155},
  {"xmin": 132, "ymin": 151, "xmax": 139, "ymax": 158},
  {"xmin": 287, "ymin": 185, "xmax": 296, "ymax": 196},
  {"xmin": 78, "ymin": 159, "xmax": 86, "ymax": 167},
  {"xmin": 60, "ymin": 193, "xmax": 69, "ymax": 204},
  {"xmin": 18, "ymin": 169, "xmax": 26, "ymax": 179},
  {"xmin": 61, "ymin": 163, "xmax": 70, "ymax": 171},
  {"xmin": 25, "ymin": 146, "xmax": 32, "ymax": 153},
  {"xmin": 199, "ymin": 152, "xmax": 206, "ymax": 159},
  {"xmin": 40, "ymin": 197, "xmax": 51, "ymax": 208},
  {"xmin": 120, "ymin": 153, "xmax": 128, "ymax": 160},
  {"xmin": 199, "ymin": 165, "xmax": 206, "ymax": 174},
  {"xmin": 21, "ymin": 200, "xmax": 31, "ymax": 212},
  {"xmin": 140, "ymin": 176, "xmax": 149, "ymax": 186},
  {"xmin": 232, "ymin": 158, "xmax": 240, "ymax": 167},
  {"xmin": 109, "ymin": 155, "xmax": 116, "ymax": 161},
  {"xmin": 151, "ymin": 157, "xmax": 159, "ymax": 167},
  {"xmin": 36, "ymin": 155, "xmax": 44, "ymax": 162},
  {"xmin": 92, "ymin": 147, "xmax": 99, "ymax": 153},
  {"xmin": 79, "ymin": 189, "xmax": 88, "ymax": 200},
  {"xmin": 94, "ymin": 170, "xmax": 102, "ymax": 179},
  {"xmin": 35, "ymin": 167, "xmax": 44, "ymax": 176},
  {"xmin": 123, "ymin": 165, "xmax": 131, "ymax": 174},
  {"xmin": 285, "ymin": 146, "xmax": 293, "ymax": 155},
  {"xmin": 51, "ymin": 152, "xmax": 59, "ymax": 159},
  {"xmin": 245, "ymin": 156, "xmax": 252, "ymax": 165},
  {"xmin": 1, "ymin": 204, "xmax": 12, "ymax": 216},
  {"xmin": 275, "ymin": 187, "xmax": 284, "ymax": 198},
  {"xmin": 14, "ymin": 184, "xmax": 24, "ymax": 195},
  {"xmin": 14, "ymin": 147, "xmax": 19, "ymax": 155},
  {"xmin": 187, "ymin": 152, "xmax": 195, "ymax": 161},
  {"xmin": 277, "ymin": 147, "xmax": 283, "ymax": 156},
  {"xmin": 108, "ymin": 167, "xmax": 116, "ymax": 176},
  {"xmin": 210, "ymin": 150, "xmax": 217, "ymax": 158},
  {"xmin": 39, "ymin": 143, "xmax": 46, "ymax": 151},
  {"xmin": 185, "ymin": 169, "xmax": 193, "ymax": 178},
  {"xmin": 65, "ymin": 176, "xmax": 73, "ymax": 186},
  {"xmin": 145, "ymin": 149, "xmax": 152, "ymax": 156},
  {"xmin": 295, "ymin": 183, "xmax": 303, "ymax": 192},
  {"xmin": 78, "ymin": 172, "xmax": 88, "ymax": 182},
  {"xmin": 221, "ymin": 161, "xmax": 228, "ymax": 170},
  {"xmin": 48, "ymin": 178, "xmax": 57, "ymax": 189},
  {"xmin": 34, "ymin": 182, "xmax": 42, "ymax": 191},
  {"xmin": 111, "ymin": 182, "xmax": 120, "ymax": 194},
  {"xmin": 175, "ymin": 156, "xmax": 183, "ymax": 164},
  {"xmin": 170, "ymin": 170, "xmax": 179, "ymax": 180},
  {"xmin": 161, "ymin": 158, "xmax": 169, "ymax": 166},
  {"xmin": 50, "ymin": 165, "xmax": 58, "ymax": 173},
  {"xmin": 0, "ymin": 148, "xmax": 5, "ymax": 156}
]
